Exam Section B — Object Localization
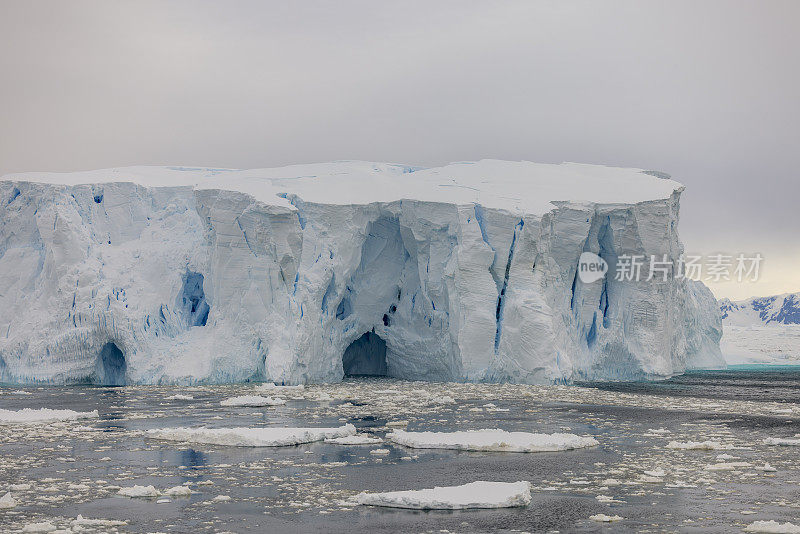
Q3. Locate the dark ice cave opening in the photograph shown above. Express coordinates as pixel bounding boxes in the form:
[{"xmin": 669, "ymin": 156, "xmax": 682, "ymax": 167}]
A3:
[
  {"xmin": 95, "ymin": 342, "xmax": 127, "ymax": 385},
  {"xmin": 342, "ymin": 331, "xmax": 388, "ymax": 377},
  {"xmin": 179, "ymin": 271, "xmax": 210, "ymax": 327}
]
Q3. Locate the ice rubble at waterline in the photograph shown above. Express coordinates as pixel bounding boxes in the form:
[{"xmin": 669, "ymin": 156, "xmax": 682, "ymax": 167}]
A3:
[{"xmin": 0, "ymin": 160, "xmax": 723, "ymax": 384}]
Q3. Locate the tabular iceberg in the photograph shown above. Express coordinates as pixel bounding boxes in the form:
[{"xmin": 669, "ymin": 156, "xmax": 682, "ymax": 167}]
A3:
[{"xmin": 0, "ymin": 160, "xmax": 723, "ymax": 384}]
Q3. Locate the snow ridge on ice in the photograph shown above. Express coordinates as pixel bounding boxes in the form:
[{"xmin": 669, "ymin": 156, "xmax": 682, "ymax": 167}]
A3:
[
  {"xmin": 356, "ymin": 480, "xmax": 531, "ymax": 509},
  {"xmin": 387, "ymin": 428, "xmax": 598, "ymax": 452}
]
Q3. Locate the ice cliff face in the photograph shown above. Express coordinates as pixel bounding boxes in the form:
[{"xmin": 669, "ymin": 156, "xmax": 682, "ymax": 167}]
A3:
[{"xmin": 0, "ymin": 160, "xmax": 723, "ymax": 384}]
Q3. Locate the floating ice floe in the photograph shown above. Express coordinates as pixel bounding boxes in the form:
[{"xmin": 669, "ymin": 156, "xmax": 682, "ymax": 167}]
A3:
[
  {"xmin": 356, "ymin": 481, "xmax": 531, "ymax": 509},
  {"xmin": 164, "ymin": 485, "xmax": 193, "ymax": 497},
  {"xmin": 254, "ymin": 383, "xmax": 304, "ymax": 392},
  {"xmin": 704, "ymin": 461, "xmax": 751, "ymax": 471},
  {"xmin": 146, "ymin": 424, "xmax": 356, "ymax": 447},
  {"xmin": 590, "ymin": 514, "xmax": 624, "ymax": 522},
  {"xmin": 72, "ymin": 515, "xmax": 127, "ymax": 527},
  {"xmin": 595, "ymin": 495, "xmax": 624, "ymax": 503},
  {"xmin": 324, "ymin": 434, "xmax": 383, "ymax": 445},
  {"xmin": 21, "ymin": 522, "xmax": 57, "ymax": 533},
  {"xmin": 665, "ymin": 440, "xmax": 731, "ymax": 450},
  {"xmin": 0, "ymin": 408, "xmax": 99, "ymax": 424},
  {"xmin": 666, "ymin": 480, "xmax": 697, "ymax": 488},
  {"xmin": 0, "ymin": 492, "xmax": 17, "ymax": 509},
  {"xmin": 118, "ymin": 485, "xmax": 160, "ymax": 498},
  {"xmin": 387, "ymin": 429, "xmax": 599, "ymax": 452},
  {"xmin": 744, "ymin": 520, "xmax": 800, "ymax": 533},
  {"xmin": 165, "ymin": 394, "xmax": 194, "ymax": 400},
  {"xmin": 764, "ymin": 437, "xmax": 800, "ymax": 446},
  {"xmin": 220, "ymin": 395, "xmax": 286, "ymax": 407}
]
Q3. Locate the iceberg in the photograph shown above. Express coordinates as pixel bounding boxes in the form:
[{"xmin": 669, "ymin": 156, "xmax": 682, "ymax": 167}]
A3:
[{"xmin": 0, "ymin": 160, "xmax": 723, "ymax": 384}]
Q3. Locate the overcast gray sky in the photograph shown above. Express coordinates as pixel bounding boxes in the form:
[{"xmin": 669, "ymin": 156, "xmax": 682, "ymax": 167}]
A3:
[{"xmin": 1, "ymin": 0, "xmax": 797, "ymax": 299}]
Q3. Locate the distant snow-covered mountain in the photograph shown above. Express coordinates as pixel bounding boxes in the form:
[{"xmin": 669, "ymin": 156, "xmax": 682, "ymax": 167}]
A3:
[
  {"xmin": 719, "ymin": 293, "xmax": 800, "ymax": 326},
  {"xmin": 719, "ymin": 293, "xmax": 800, "ymax": 365}
]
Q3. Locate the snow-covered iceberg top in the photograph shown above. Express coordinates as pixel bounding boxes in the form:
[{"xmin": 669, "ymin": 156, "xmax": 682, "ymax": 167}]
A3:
[
  {"xmin": 2, "ymin": 160, "xmax": 682, "ymax": 215},
  {"xmin": 145, "ymin": 424, "xmax": 356, "ymax": 447},
  {"xmin": 356, "ymin": 480, "xmax": 532, "ymax": 509},
  {"xmin": 0, "ymin": 408, "xmax": 99, "ymax": 424},
  {"xmin": 387, "ymin": 428, "xmax": 599, "ymax": 452}
]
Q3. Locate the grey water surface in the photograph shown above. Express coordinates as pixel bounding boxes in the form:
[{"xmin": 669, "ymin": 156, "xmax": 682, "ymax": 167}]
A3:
[{"xmin": 1, "ymin": 373, "xmax": 799, "ymax": 533}]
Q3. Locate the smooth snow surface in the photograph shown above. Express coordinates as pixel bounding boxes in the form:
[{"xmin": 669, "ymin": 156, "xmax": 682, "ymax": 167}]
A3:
[
  {"xmin": 146, "ymin": 424, "xmax": 356, "ymax": 447},
  {"xmin": 0, "ymin": 160, "xmax": 723, "ymax": 384},
  {"xmin": 387, "ymin": 428, "xmax": 598, "ymax": 452},
  {"xmin": 220, "ymin": 395, "xmax": 286, "ymax": 407},
  {"xmin": 0, "ymin": 408, "xmax": 99, "ymax": 424},
  {"xmin": 2, "ymin": 161, "xmax": 681, "ymax": 211},
  {"xmin": 356, "ymin": 480, "xmax": 531, "ymax": 509}
]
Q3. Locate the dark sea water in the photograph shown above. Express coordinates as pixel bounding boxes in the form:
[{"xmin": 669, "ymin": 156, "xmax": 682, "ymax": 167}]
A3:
[
  {"xmin": 1, "ymin": 370, "xmax": 799, "ymax": 533},
  {"xmin": 578, "ymin": 366, "xmax": 800, "ymax": 403}
]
